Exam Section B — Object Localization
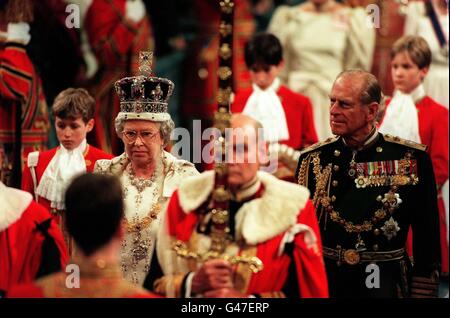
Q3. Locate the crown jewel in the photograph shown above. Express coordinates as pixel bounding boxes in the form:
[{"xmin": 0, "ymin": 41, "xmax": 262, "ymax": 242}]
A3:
[{"xmin": 114, "ymin": 51, "xmax": 174, "ymax": 119}]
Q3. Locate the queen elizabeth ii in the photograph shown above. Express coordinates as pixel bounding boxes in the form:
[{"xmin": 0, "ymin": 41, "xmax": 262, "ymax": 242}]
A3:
[{"xmin": 94, "ymin": 52, "xmax": 198, "ymax": 285}]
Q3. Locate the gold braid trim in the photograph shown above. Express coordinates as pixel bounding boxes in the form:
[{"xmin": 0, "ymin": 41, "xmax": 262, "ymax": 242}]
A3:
[
  {"xmin": 310, "ymin": 152, "xmax": 332, "ymax": 207},
  {"xmin": 297, "ymin": 153, "xmax": 312, "ymax": 187}
]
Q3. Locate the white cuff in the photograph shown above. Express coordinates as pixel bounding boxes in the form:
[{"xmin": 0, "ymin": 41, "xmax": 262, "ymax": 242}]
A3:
[
  {"xmin": 7, "ymin": 22, "xmax": 31, "ymax": 45},
  {"xmin": 184, "ymin": 272, "xmax": 195, "ymax": 298},
  {"xmin": 125, "ymin": 0, "xmax": 146, "ymax": 23},
  {"xmin": 277, "ymin": 223, "xmax": 317, "ymax": 257}
]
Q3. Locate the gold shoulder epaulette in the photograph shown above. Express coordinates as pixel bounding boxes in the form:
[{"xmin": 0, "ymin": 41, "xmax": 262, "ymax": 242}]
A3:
[
  {"xmin": 300, "ymin": 136, "xmax": 339, "ymax": 156},
  {"xmin": 383, "ymin": 134, "xmax": 427, "ymax": 152}
]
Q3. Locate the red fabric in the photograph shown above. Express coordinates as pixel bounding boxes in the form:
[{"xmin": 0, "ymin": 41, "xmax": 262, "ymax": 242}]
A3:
[
  {"xmin": 85, "ymin": 0, "xmax": 154, "ymax": 154},
  {"xmin": 0, "ymin": 43, "xmax": 50, "ymax": 166},
  {"xmin": 166, "ymin": 190, "xmax": 199, "ymax": 242},
  {"xmin": 166, "ymin": 188, "xmax": 329, "ymax": 297},
  {"xmin": 231, "ymin": 85, "xmax": 318, "ymax": 150},
  {"xmin": 383, "ymin": 96, "xmax": 449, "ymax": 273},
  {"xmin": 0, "ymin": 201, "xmax": 68, "ymax": 294},
  {"xmin": 7, "ymin": 284, "xmax": 44, "ymax": 298},
  {"xmin": 246, "ymin": 200, "xmax": 328, "ymax": 298}
]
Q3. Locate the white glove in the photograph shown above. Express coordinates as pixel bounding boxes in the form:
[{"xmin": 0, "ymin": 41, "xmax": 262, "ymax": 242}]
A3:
[
  {"xmin": 125, "ymin": 0, "xmax": 146, "ymax": 23},
  {"xmin": 7, "ymin": 22, "xmax": 31, "ymax": 45}
]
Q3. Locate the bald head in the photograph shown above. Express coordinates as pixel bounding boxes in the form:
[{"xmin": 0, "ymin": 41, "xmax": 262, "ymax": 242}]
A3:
[{"xmin": 227, "ymin": 114, "xmax": 266, "ymax": 191}]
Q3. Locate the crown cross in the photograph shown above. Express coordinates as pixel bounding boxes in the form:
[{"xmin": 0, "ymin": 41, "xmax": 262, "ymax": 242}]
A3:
[{"xmin": 139, "ymin": 51, "xmax": 153, "ymax": 77}]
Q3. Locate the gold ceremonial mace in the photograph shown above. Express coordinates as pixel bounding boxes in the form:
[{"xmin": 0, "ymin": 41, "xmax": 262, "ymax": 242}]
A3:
[{"xmin": 172, "ymin": 0, "xmax": 263, "ymax": 274}]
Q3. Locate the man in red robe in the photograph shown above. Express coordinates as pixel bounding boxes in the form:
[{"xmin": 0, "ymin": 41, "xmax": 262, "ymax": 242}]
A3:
[
  {"xmin": 149, "ymin": 114, "xmax": 328, "ymax": 298},
  {"xmin": 8, "ymin": 173, "xmax": 160, "ymax": 298},
  {"xmin": 0, "ymin": 14, "xmax": 50, "ymax": 187},
  {"xmin": 0, "ymin": 152, "xmax": 68, "ymax": 297}
]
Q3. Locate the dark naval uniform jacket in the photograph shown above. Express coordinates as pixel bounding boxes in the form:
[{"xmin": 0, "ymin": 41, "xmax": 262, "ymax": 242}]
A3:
[{"xmin": 295, "ymin": 131, "xmax": 441, "ymax": 298}]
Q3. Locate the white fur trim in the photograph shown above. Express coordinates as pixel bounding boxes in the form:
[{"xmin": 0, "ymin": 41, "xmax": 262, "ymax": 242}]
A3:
[
  {"xmin": 0, "ymin": 182, "xmax": 32, "ymax": 231},
  {"xmin": 177, "ymin": 170, "xmax": 215, "ymax": 213},
  {"xmin": 177, "ymin": 171, "xmax": 311, "ymax": 244},
  {"xmin": 277, "ymin": 224, "xmax": 317, "ymax": 257}
]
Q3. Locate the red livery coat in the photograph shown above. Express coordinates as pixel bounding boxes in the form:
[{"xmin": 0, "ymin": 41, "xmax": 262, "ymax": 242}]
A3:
[
  {"xmin": 21, "ymin": 144, "xmax": 113, "ymax": 214},
  {"xmin": 383, "ymin": 96, "xmax": 449, "ymax": 274},
  {"xmin": 0, "ymin": 42, "xmax": 50, "ymax": 168}
]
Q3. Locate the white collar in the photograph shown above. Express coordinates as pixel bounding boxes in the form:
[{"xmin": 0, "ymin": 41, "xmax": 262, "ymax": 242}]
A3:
[
  {"xmin": 243, "ymin": 77, "xmax": 290, "ymax": 143},
  {"xmin": 378, "ymin": 86, "xmax": 422, "ymax": 144},
  {"xmin": 395, "ymin": 84, "xmax": 426, "ymax": 103},
  {"xmin": 36, "ymin": 139, "xmax": 88, "ymax": 210},
  {"xmin": 0, "ymin": 181, "xmax": 32, "ymax": 231}
]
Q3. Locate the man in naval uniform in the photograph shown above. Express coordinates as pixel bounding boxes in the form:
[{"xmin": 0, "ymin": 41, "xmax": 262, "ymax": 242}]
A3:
[{"xmin": 295, "ymin": 70, "xmax": 441, "ymax": 298}]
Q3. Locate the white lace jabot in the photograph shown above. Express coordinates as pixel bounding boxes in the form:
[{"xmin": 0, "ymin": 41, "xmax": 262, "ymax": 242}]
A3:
[
  {"xmin": 243, "ymin": 78, "xmax": 290, "ymax": 143},
  {"xmin": 379, "ymin": 85, "xmax": 425, "ymax": 143},
  {"xmin": 36, "ymin": 139, "xmax": 87, "ymax": 210}
]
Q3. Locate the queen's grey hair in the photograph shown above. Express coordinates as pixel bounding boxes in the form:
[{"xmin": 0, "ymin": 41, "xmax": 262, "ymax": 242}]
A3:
[{"xmin": 115, "ymin": 117, "xmax": 175, "ymax": 147}]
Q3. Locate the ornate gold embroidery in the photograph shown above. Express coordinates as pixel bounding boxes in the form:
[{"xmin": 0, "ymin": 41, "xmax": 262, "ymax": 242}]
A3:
[
  {"xmin": 310, "ymin": 152, "xmax": 332, "ymax": 207},
  {"xmin": 123, "ymin": 202, "xmax": 161, "ymax": 233},
  {"xmin": 172, "ymin": 240, "xmax": 264, "ymax": 274}
]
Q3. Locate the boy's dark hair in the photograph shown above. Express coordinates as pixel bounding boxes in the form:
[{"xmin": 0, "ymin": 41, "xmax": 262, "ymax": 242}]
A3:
[
  {"xmin": 65, "ymin": 173, "xmax": 124, "ymax": 256},
  {"xmin": 244, "ymin": 32, "xmax": 283, "ymax": 69},
  {"xmin": 391, "ymin": 35, "xmax": 432, "ymax": 70},
  {"xmin": 52, "ymin": 88, "xmax": 95, "ymax": 123}
]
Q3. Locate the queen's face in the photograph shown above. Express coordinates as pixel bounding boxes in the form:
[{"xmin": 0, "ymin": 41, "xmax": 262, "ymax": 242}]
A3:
[{"xmin": 121, "ymin": 120, "xmax": 163, "ymax": 167}]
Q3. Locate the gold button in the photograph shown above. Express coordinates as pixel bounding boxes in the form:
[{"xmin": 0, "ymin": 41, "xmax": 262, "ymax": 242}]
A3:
[
  {"xmin": 331, "ymin": 195, "xmax": 336, "ymax": 202},
  {"xmin": 332, "ymin": 180, "xmax": 338, "ymax": 187},
  {"xmin": 334, "ymin": 150, "xmax": 341, "ymax": 157},
  {"xmin": 373, "ymin": 244, "xmax": 379, "ymax": 251},
  {"xmin": 374, "ymin": 229, "xmax": 380, "ymax": 236},
  {"xmin": 333, "ymin": 165, "xmax": 340, "ymax": 172},
  {"xmin": 376, "ymin": 147, "xmax": 383, "ymax": 153},
  {"xmin": 376, "ymin": 195, "xmax": 382, "ymax": 201}
]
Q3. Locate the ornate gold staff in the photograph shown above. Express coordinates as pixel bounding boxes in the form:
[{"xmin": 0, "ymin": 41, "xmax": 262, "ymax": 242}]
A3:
[{"xmin": 172, "ymin": 0, "xmax": 263, "ymax": 274}]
